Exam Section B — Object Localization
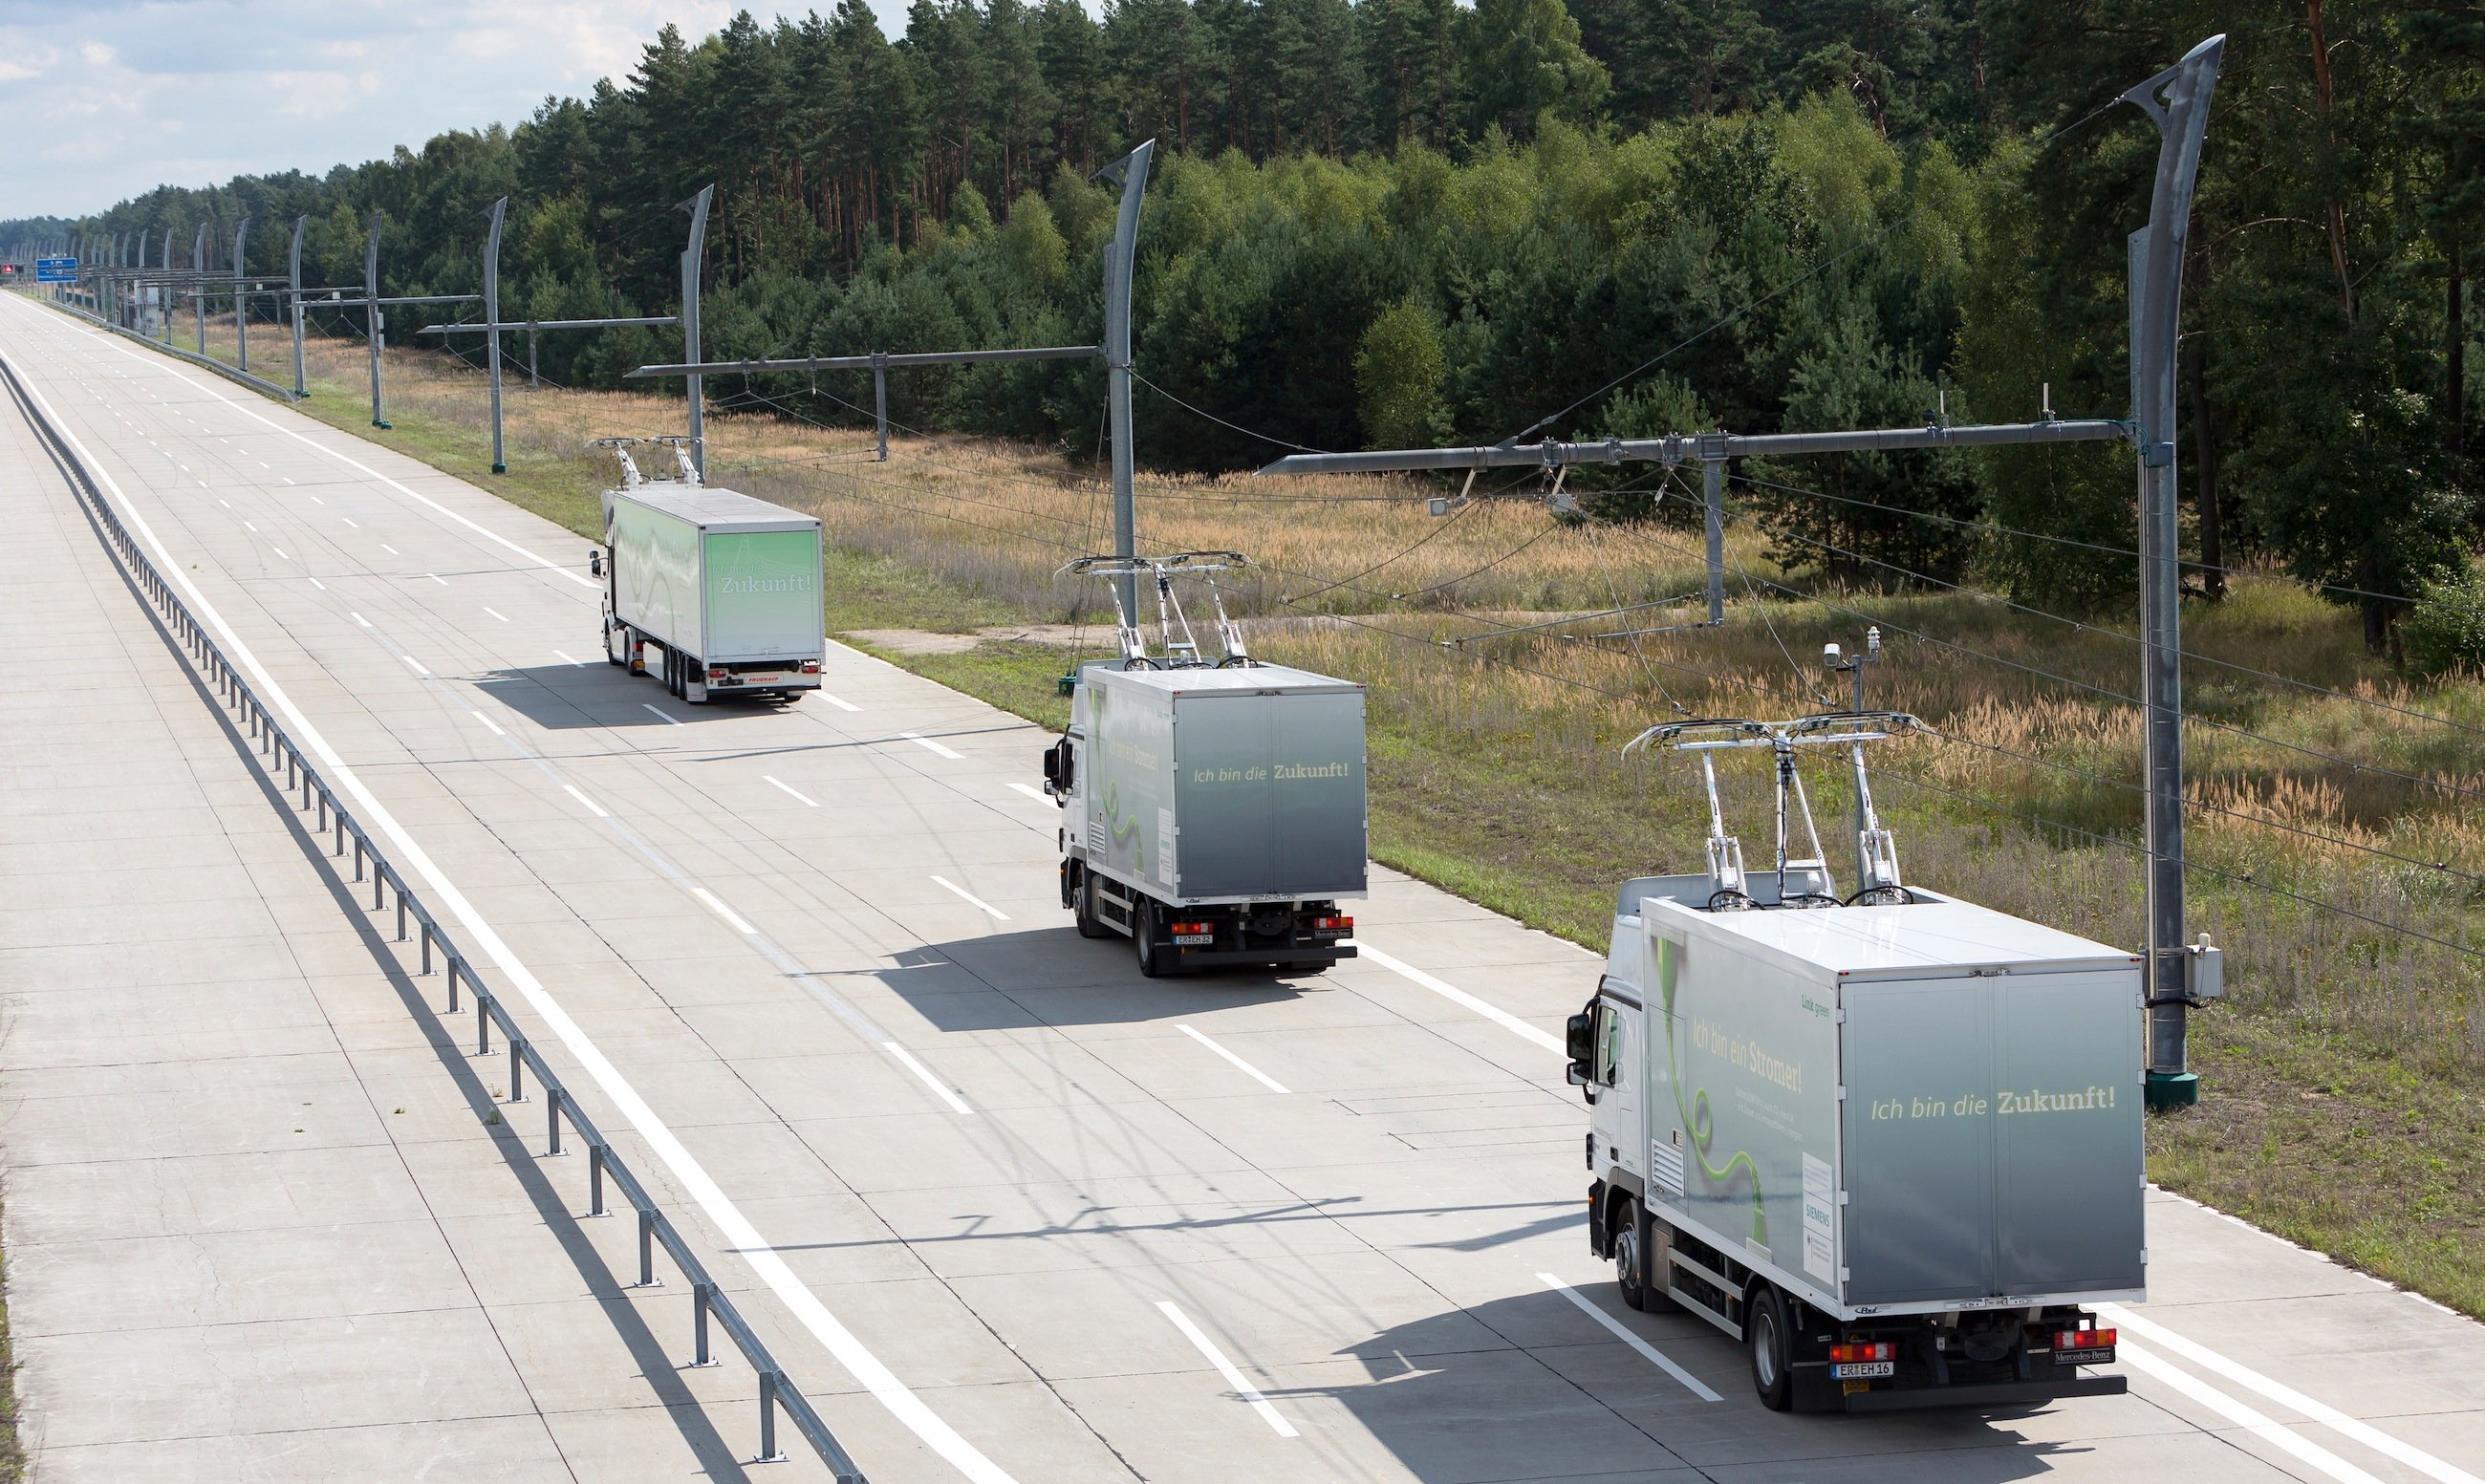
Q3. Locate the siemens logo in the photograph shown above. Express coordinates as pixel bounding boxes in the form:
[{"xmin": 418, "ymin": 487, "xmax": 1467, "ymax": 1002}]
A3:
[{"xmin": 721, "ymin": 575, "xmax": 810, "ymax": 594}]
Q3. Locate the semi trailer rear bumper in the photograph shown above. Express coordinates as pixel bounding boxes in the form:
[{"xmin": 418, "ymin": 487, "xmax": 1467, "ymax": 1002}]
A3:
[{"xmin": 1820, "ymin": 1370, "xmax": 2128, "ymax": 1413}]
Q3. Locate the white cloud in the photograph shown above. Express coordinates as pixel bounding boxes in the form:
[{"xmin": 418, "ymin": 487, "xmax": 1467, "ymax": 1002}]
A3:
[{"xmin": 0, "ymin": 0, "xmax": 781, "ymax": 216}]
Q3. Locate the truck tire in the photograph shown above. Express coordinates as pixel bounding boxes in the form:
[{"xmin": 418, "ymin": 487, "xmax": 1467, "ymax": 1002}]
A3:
[
  {"xmin": 1075, "ymin": 871, "xmax": 1113, "ymax": 939},
  {"xmin": 604, "ymin": 623, "xmax": 625, "ymax": 667},
  {"xmin": 1747, "ymin": 1283, "xmax": 1794, "ymax": 1411},
  {"xmin": 1134, "ymin": 897, "xmax": 1173, "ymax": 978},
  {"xmin": 1615, "ymin": 1198, "xmax": 1651, "ymax": 1311}
]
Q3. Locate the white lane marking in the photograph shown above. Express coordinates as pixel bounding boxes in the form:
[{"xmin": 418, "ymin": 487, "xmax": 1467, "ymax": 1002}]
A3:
[
  {"xmin": 1178, "ymin": 1024, "xmax": 1289, "ymax": 1093},
  {"xmin": 350, "ymin": 612, "xmax": 370, "ymax": 627},
  {"xmin": 1349, "ymin": 940, "xmax": 1563, "ymax": 1052},
  {"xmin": 1155, "ymin": 1301, "xmax": 1297, "ymax": 1438},
  {"xmin": 308, "ymin": 577, "xmax": 326, "ymax": 591},
  {"xmin": 764, "ymin": 775, "xmax": 818, "ymax": 807},
  {"xmin": 881, "ymin": 1042, "xmax": 974, "ymax": 1115},
  {"xmin": 426, "ymin": 572, "xmax": 448, "ymax": 586},
  {"xmin": 287, "ymin": 479, "xmax": 298, "ymax": 486},
  {"xmin": 258, "ymin": 462, "xmax": 270, "ymax": 469},
  {"xmin": 467, "ymin": 709, "xmax": 507, "ymax": 738},
  {"xmin": 213, "ymin": 497, "xmax": 226, "ymax": 506},
  {"xmin": 2119, "ymin": 1342, "xmax": 2384, "ymax": 1484},
  {"xmin": 818, "ymin": 691, "xmax": 861, "ymax": 712},
  {"xmin": 1009, "ymin": 782, "xmax": 1049, "ymax": 803},
  {"xmin": 1537, "ymin": 1273, "xmax": 1722, "ymax": 1401},
  {"xmin": 931, "ymin": 874, "xmax": 1009, "ymax": 919},
  {"xmin": 690, "ymin": 886, "xmax": 756, "ymax": 935},
  {"xmin": 483, "ymin": 607, "xmax": 508, "ymax": 622},
  {"xmin": 399, "ymin": 654, "xmax": 430, "ymax": 676},
  {"xmin": 2101, "ymin": 1305, "xmax": 2482, "ymax": 1484},
  {"xmin": 2, "ymin": 334, "xmax": 1041, "ymax": 1484},
  {"xmin": 341, "ymin": 516, "xmax": 358, "ymax": 527},
  {"xmin": 381, "ymin": 543, "xmax": 400, "ymax": 555},
  {"xmin": 560, "ymin": 783, "xmax": 610, "ymax": 819},
  {"xmin": 643, "ymin": 703, "xmax": 683, "ymax": 725},
  {"xmin": 242, "ymin": 520, "xmax": 256, "ymax": 530},
  {"xmin": 270, "ymin": 547, "xmax": 289, "ymax": 561},
  {"xmin": 552, "ymin": 650, "xmax": 582, "ymax": 667},
  {"xmin": 901, "ymin": 731, "xmax": 963, "ymax": 760}
]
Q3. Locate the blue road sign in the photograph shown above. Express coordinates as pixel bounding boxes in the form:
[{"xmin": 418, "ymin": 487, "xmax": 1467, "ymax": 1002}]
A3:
[{"xmin": 35, "ymin": 256, "xmax": 77, "ymax": 284}]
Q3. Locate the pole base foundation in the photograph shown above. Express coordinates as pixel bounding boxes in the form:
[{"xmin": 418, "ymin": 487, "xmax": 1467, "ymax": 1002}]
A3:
[
  {"xmin": 491, "ymin": 462, "xmax": 507, "ymax": 474},
  {"xmin": 2145, "ymin": 1070, "xmax": 2200, "ymax": 1110}
]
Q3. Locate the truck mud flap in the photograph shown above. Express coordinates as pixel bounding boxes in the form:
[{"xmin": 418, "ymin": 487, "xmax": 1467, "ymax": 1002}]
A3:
[{"xmin": 1837, "ymin": 1372, "xmax": 2128, "ymax": 1413}]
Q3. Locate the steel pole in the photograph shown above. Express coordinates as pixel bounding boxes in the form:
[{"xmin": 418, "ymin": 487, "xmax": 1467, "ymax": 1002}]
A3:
[
  {"xmin": 483, "ymin": 198, "xmax": 508, "ymax": 472},
  {"xmin": 289, "ymin": 215, "xmax": 309, "ymax": 398},
  {"xmin": 1099, "ymin": 140, "xmax": 1156, "ymax": 626},
  {"xmin": 193, "ymin": 222, "xmax": 208, "ymax": 353},
  {"xmin": 2124, "ymin": 35, "xmax": 2224, "ymax": 1110},
  {"xmin": 873, "ymin": 352, "xmax": 889, "ymax": 462},
  {"xmin": 1701, "ymin": 445, "xmax": 1725, "ymax": 625},
  {"xmin": 678, "ymin": 186, "xmax": 714, "ymax": 479},
  {"xmin": 233, "ymin": 216, "xmax": 251, "ymax": 372},
  {"xmin": 365, "ymin": 212, "xmax": 388, "ymax": 427}
]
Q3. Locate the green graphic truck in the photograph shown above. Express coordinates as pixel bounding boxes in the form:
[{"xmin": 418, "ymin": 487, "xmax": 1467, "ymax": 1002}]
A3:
[{"xmin": 594, "ymin": 445, "xmax": 824, "ymax": 704}]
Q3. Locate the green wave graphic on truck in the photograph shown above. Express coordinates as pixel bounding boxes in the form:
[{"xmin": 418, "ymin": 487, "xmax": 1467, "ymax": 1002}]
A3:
[
  {"xmin": 1659, "ymin": 936, "xmax": 1769, "ymax": 1244},
  {"xmin": 1090, "ymin": 683, "xmax": 1145, "ymax": 875}
]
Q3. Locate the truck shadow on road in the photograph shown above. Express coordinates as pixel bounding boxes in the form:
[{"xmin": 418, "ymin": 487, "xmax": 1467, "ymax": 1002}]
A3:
[
  {"xmin": 473, "ymin": 664, "xmax": 808, "ymax": 729},
  {"xmin": 1281, "ymin": 1287, "xmax": 2094, "ymax": 1483},
  {"xmin": 905, "ymin": 928, "xmax": 1339, "ymax": 1032}
]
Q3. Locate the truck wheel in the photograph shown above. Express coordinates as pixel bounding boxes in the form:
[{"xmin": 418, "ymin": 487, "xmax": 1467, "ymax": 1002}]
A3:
[
  {"xmin": 1747, "ymin": 1283, "xmax": 1794, "ymax": 1411},
  {"xmin": 1134, "ymin": 898, "xmax": 1173, "ymax": 978},
  {"xmin": 604, "ymin": 623, "xmax": 624, "ymax": 667},
  {"xmin": 1615, "ymin": 1199, "xmax": 1650, "ymax": 1311},
  {"xmin": 1074, "ymin": 871, "xmax": 1112, "ymax": 939}
]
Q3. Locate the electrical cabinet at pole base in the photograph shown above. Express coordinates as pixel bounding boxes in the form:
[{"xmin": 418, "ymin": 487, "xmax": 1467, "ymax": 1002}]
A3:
[
  {"xmin": 1573, "ymin": 711, "xmax": 2149, "ymax": 1413},
  {"xmin": 1041, "ymin": 553, "xmax": 1367, "ymax": 977},
  {"xmin": 591, "ymin": 442, "xmax": 824, "ymax": 704}
]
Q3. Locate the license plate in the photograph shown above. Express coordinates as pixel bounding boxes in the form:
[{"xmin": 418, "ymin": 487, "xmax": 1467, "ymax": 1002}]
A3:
[
  {"xmin": 2063, "ymin": 1347, "xmax": 2116, "ymax": 1365},
  {"xmin": 1831, "ymin": 1362, "xmax": 1894, "ymax": 1380},
  {"xmin": 1174, "ymin": 934, "xmax": 1213, "ymax": 945}
]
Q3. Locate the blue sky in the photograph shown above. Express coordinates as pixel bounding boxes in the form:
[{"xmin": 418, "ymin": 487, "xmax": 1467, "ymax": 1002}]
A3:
[{"xmin": 0, "ymin": 1, "xmax": 800, "ymax": 217}]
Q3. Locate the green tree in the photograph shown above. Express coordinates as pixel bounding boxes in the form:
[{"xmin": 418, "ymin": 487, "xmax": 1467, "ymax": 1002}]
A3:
[{"xmin": 1355, "ymin": 295, "xmax": 1448, "ymax": 447}]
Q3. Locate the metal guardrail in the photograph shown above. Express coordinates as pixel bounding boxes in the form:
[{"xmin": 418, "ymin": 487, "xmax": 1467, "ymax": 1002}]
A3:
[
  {"xmin": 0, "ymin": 351, "xmax": 867, "ymax": 1482},
  {"xmin": 24, "ymin": 290, "xmax": 300, "ymax": 402}
]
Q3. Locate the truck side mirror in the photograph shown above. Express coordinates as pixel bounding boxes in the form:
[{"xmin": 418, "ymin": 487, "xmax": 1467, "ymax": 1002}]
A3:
[
  {"xmin": 589, "ymin": 548, "xmax": 604, "ymax": 578},
  {"xmin": 1040, "ymin": 745, "xmax": 1059, "ymax": 792},
  {"xmin": 1566, "ymin": 1062, "xmax": 1591, "ymax": 1086},
  {"xmin": 1565, "ymin": 1011, "xmax": 1594, "ymax": 1063}
]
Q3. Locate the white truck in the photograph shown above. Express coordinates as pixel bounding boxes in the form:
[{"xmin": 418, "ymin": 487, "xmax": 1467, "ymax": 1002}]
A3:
[
  {"xmin": 1043, "ymin": 554, "xmax": 1366, "ymax": 976},
  {"xmin": 592, "ymin": 440, "xmax": 824, "ymax": 703},
  {"xmin": 1573, "ymin": 711, "xmax": 2167, "ymax": 1412}
]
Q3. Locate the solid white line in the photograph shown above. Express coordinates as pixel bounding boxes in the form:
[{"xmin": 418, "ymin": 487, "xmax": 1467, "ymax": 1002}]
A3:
[
  {"xmin": 1009, "ymin": 782, "xmax": 1049, "ymax": 803},
  {"xmin": 483, "ymin": 607, "xmax": 508, "ymax": 622},
  {"xmin": 2102, "ymin": 1306, "xmax": 2482, "ymax": 1484},
  {"xmin": 399, "ymin": 654, "xmax": 430, "ymax": 676},
  {"xmin": 902, "ymin": 731, "xmax": 963, "ymax": 760},
  {"xmin": 1349, "ymin": 941, "xmax": 1563, "ymax": 1052},
  {"xmin": 642, "ymin": 703, "xmax": 682, "ymax": 725},
  {"xmin": 818, "ymin": 691, "xmax": 861, "ymax": 712},
  {"xmin": 1155, "ymin": 1301, "xmax": 1298, "ymax": 1438},
  {"xmin": 881, "ymin": 1042, "xmax": 974, "ymax": 1114},
  {"xmin": 2119, "ymin": 1342, "xmax": 2384, "ymax": 1484},
  {"xmin": 467, "ymin": 709, "xmax": 507, "ymax": 738},
  {"xmin": 1178, "ymin": 1024, "xmax": 1289, "ymax": 1093},
  {"xmin": 552, "ymin": 650, "xmax": 582, "ymax": 667},
  {"xmin": 1537, "ymin": 1273, "xmax": 1722, "ymax": 1401},
  {"xmin": 560, "ymin": 783, "xmax": 609, "ymax": 818},
  {"xmin": 690, "ymin": 886, "xmax": 756, "ymax": 935},
  {"xmin": 931, "ymin": 874, "xmax": 1009, "ymax": 919},
  {"xmin": 763, "ymin": 775, "xmax": 818, "ymax": 807},
  {"xmin": 0, "ymin": 330, "xmax": 1020, "ymax": 1484}
]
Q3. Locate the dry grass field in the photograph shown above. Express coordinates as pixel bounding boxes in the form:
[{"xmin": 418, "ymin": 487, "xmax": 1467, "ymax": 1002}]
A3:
[{"xmin": 163, "ymin": 315, "xmax": 2485, "ymax": 1314}]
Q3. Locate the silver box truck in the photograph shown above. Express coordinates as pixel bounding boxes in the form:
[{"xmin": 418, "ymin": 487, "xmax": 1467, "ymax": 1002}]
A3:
[
  {"xmin": 1043, "ymin": 555, "xmax": 1366, "ymax": 976},
  {"xmin": 1570, "ymin": 709, "xmax": 2153, "ymax": 1412},
  {"xmin": 593, "ymin": 442, "xmax": 824, "ymax": 704}
]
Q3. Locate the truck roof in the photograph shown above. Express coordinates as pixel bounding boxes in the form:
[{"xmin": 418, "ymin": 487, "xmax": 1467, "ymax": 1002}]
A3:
[
  {"xmin": 1078, "ymin": 660, "xmax": 1363, "ymax": 696},
  {"xmin": 1627, "ymin": 875, "xmax": 2136, "ymax": 978},
  {"xmin": 608, "ymin": 482, "xmax": 818, "ymax": 531}
]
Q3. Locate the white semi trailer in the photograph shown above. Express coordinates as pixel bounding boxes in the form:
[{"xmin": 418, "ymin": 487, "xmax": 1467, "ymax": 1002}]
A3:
[
  {"xmin": 592, "ymin": 440, "xmax": 824, "ymax": 703},
  {"xmin": 1044, "ymin": 554, "xmax": 1366, "ymax": 976},
  {"xmin": 1571, "ymin": 710, "xmax": 2206, "ymax": 1412}
]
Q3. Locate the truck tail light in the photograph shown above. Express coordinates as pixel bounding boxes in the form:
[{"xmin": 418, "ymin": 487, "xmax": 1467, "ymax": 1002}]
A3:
[
  {"xmin": 1829, "ymin": 1342, "xmax": 1895, "ymax": 1365},
  {"xmin": 707, "ymin": 666, "xmax": 725, "ymax": 679},
  {"xmin": 1314, "ymin": 915, "xmax": 1352, "ymax": 931},
  {"xmin": 1171, "ymin": 920, "xmax": 1213, "ymax": 936},
  {"xmin": 2055, "ymin": 1327, "xmax": 2116, "ymax": 1352},
  {"xmin": 801, "ymin": 660, "xmax": 820, "ymax": 673}
]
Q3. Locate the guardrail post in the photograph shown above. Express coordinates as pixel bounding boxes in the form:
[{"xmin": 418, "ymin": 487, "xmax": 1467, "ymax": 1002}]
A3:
[
  {"xmin": 589, "ymin": 1143, "xmax": 606, "ymax": 1215},
  {"xmin": 421, "ymin": 925, "xmax": 434, "ymax": 976},
  {"xmin": 545, "ymin": 1086, "xmax": 562, "ymax": 1154},
  {"xmin": 443, "ymin": 952, "xmax": 455, "ymax": 1004},
  {"xmin": 370, "ymin": 857, "xmax": 383, "ymax": 911},
  {"xmin": 693, "ymin": 1281, "xmax": 714, "ymax": 1366},
  {"xmin": 637, "ymin": 1208, "xmax": 659, "ymax": 1286},
  {"xmin": 353, "ymin": 836, "xmax": 365, "ymax": 882},
  {"xmin": 333, "ymin": 814, "xmax": 344, "ymax": 857},
  {"xmin": 476, "ymin": 993, "xmax": 492, "ymax": 1055},
  {"xmin": 759, "ymin": 1371, "xmax": 784, "ymax": 1462},
  {"xmin": 508, "ymin": 1039, "xmax": 526, "ymax": 1102},
  {"xmin": 395, "ymin": 887, "xmax": 407, "ymax": 940}
]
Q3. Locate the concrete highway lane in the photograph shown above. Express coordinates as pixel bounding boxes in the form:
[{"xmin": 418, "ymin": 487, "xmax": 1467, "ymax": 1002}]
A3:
[{"xmin": 6, "ymin": 291, "xmax": 2484, "ymax": 1484}]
